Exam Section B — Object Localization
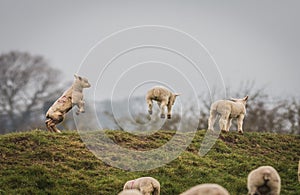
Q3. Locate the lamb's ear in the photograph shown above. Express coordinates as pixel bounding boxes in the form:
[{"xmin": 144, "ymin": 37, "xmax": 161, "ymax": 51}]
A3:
[
  {"xmin": 243, "ymin": 95, "xmax": 249, "ymax": 101},
  {"xmin": 74, "ymin": 74, "xmax": 82, "ymax": 80},
  {"xmin": 174, "ymin": 93, "xmax": 181, "ymax": 97}
]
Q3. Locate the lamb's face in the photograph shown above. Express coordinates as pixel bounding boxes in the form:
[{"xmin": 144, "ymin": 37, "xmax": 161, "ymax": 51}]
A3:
[
  {"xmin": 230, "ymin": 95, "xmax": 248, "ymax": 106},
  {"xmin": 75, "ymin": 75, "xmax": 91, "ymax": 88},
  {"xmin": 169, "ymin": 93, "xmax": 180, "ymax": 105},
  {"xmin": 80, "ymin": 77, "xmax": 91, "ymax": 88}
]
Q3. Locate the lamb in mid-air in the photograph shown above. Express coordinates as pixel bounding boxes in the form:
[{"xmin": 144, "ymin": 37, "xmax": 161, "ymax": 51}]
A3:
[
  {"xmin": 207, "ymin": 95, "xmax": 248, "ymax": 134},
  {"xmin": 180, "ymin": 183, "xmax": 229, "ymax": 195},
  {"xmin": 146, "ymin": 86, "xmax": 180, "ymax": 119},
  {"xmin": 123, "ymin": 177, "xmax": 160, "ymax": 195},
  {"xmin": 45, "ymin": 74, "xmax": 91, "ymax": 133},
  {"xmin": 247, "ymin": 165, "xmax": 281, "ymax": 195}
]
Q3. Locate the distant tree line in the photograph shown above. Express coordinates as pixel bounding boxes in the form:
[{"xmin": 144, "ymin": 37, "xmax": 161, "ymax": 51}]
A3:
[
  {"xmin": 0, "ymin": 51, "xmax": 299, "ymax": 134},
  {"xmin": 0, "ymin": 51, "xmax": 64, "ymax": 133}
]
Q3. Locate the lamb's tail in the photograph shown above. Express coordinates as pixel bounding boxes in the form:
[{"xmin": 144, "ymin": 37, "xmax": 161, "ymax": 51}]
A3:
[
  {"xmin": 263, "ymin": 170, "xmax": 272, "ymax": 182},
  {"xmin": 152, "ymin": 181, "xmax": 160, "ymax": 195}
]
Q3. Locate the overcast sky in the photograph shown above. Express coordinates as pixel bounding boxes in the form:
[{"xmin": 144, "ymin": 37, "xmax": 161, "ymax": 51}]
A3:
[{"xmin": 1, "ymin": 0, "xmax": 299, "ymax": 101}]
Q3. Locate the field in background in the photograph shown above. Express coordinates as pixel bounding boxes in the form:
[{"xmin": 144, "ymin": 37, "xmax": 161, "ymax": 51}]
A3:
[{"xmin": 0, "ymin": 130, "xmax": 299, "ymax": 194}]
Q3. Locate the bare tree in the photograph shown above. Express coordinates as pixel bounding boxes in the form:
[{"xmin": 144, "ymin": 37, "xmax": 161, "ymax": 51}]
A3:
[{"xmin": 0, "ymin": 51, "xmax": 63, "ymax": 133}]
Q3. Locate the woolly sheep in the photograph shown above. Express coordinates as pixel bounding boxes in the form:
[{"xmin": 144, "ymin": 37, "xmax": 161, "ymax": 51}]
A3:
[
  {"xmin": 146, "ymin": 86, "xmax": 180, "ymax": 119},
  {"xmin": 123, "ymin": 177, "xmax": 160, "ymax": 195},
  {"xmin": 247, "ymin": 166, "xmax": 281, "ymax": 195},
  {"xmin": 208, "ymin": 96, "xmax": 248, "ymax": 134},
  {"xmin": 180, "ymin": 183, "xmax": 230, "ymax": 195},
  {"xmin": 298, "ymin": 160, "xmax": 300, "ymax": 183},
  {"xmin": 118, "ymin": 189, "xmax": 143, "ymax": 195},
  {"xmin": 45, "ymin": 74, "xmax": 91, "ymax": 133}
]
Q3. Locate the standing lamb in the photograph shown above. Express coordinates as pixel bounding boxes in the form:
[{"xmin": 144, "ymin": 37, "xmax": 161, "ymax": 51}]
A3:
[
  {"xmin": 207, "ymin": 95, "xmax": 248, "ymax": 134},
  {"xmin": 247, "ymin": 166, "xmax": 281, "ymax": 195},
  {"xmin": 180, "ymin": 183, "xmax": 229, "ymax": 195},
  {"xmin": 146, "ymin": 86, "xmax": 180, "ymax": 119},
  {"xmin": 123, "ymin": 177, "xmax": 160, "ymax": 195},
  {"xmin": 45, "ymin": 74, "xmax": 91, "ymax": 133}
]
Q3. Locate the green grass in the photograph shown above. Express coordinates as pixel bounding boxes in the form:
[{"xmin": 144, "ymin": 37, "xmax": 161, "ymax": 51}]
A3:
[{"xmin": 0, "ymin": 129, "xmax": 299, "ymax": 194}]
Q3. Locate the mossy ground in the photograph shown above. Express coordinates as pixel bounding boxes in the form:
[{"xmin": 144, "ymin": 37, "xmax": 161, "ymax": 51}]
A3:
[{"xmin": 0, "ymin": 130, "xmax": 299, "ymax": 194}]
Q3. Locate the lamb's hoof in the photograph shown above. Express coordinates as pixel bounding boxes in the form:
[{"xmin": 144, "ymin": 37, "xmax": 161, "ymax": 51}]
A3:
[
  {"xmin": 148, "ymin": 110, "xmax": 152, "ymax": 115},
  {"xmin": 160, "ymin": 114, "xmax": 165, "ymax": 118},
  {"xmin": 81, "ymin": 110, "xmax": 85, "ymax": 113},
  {"xmin": 76, "ymin": 112, "xmax": 80, "ymax": 115},
  {"xmin": 221, "ymin": 129, "xmax": 228, "ymax": 133},
  {"xmin": 238, "ymin": 130, "xmax": 243, "ymax": 135},
  {"xmin": 167, "ymin": 114, "xmax": 171, "ymax": 119}
]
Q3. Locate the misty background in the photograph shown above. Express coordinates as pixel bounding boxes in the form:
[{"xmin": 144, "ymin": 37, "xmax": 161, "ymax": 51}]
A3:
[{"xmin": 0, "ymin": 1, "xmax": 299, "ymax": 134}]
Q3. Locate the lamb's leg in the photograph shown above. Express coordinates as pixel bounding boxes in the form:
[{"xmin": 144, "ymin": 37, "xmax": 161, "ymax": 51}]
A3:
[
  {"xmin": 52, "ymin": 125, "xmax": 62, "ymax": 133},
  {"xmin": 219, "ymin": 112, "xmax": 230, "ymax": 132},
  {"xmin": 49, "ymin": 114, "xmax": 64, "ymax": 133},
  {"xmin": 75, "ymin": 100, "xmax": 85, "ymax": 115},
  {"xmin": 46, "ymin": 118, "xmax": 61, "ymax": 133},
  {"xmin": 225, "ymin": 118, "xmax": 232, "ymax": 132},
  {"xmin": 147, "ymin": 99, "xmax": 153, "ymax": 115},
  {"xmin": 237, "ymin": 114, "xmax": 245, "ymax": 134},
  {"xmin": 167, "ymin": 104, "xmax": 172, "ymax": 119},
  {"xmin": 160, "ymin": 101, "xmax": 167, "ymax": 118},
  {"xmin": 248, "ymin": 191, "xmax": 259, "ymax": 195},
  {"xmin": 208, "ymin": 110, "xmax": 217, "ymax": 131},
  {"xmin": 49, "ymin": 119, "xmax": 62, "ymax": 133},
  {"xmin": 45, "ymin": 118, "xmax": 55, "ymax": 132},
  {"xmin": 248, "ymin": 187, "xmax": 259, "ymax": 195},
  {"xmin": 268, "ymin": 183, "xmax": 280, "ymax": 195},
  {"xmin": 269, "ymin": 191, "xmax": 280, "ymax": 195}
]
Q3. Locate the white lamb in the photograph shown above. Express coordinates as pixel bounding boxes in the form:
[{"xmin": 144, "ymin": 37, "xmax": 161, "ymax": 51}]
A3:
[
  {"xmin": 298, "ymin": 160, "xmax": 300, "ymax": 183},
  {"xmin": 247, "ymin": 166, "xmax": 281, "ymax": 195},
  {"xmin": 123, "ymin": 177, "xmax": 160, "ymax": 195},
  {"xmin": 118, "ymin": 189, "xmax": 143, "ymax": 195},
  {"xmin": 208, "ymin": 96, "xmax": 248, "ymax": 134},
  {"xmin": 45, "ymin": 74, "xmax": 91, "ymax": 133},
  {"xmin": 146, "ymin": 86, "xmax": 180, "ymax": 119},
  {"xmin": 180, "ymin": 183, "xmax": 229, "ymax": 195}
]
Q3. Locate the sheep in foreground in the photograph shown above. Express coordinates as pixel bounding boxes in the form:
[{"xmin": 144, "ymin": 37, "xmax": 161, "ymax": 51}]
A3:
[
  {"xmin": 146, "ymin": 86, "xmax": 180, "ymax": 119},
  {"xmin": 180, "ymin": 183, "xmax": 229, "ymax": 195},
  {"xmin": 207, "ymin": 95, "xmax": 248, "ymax": 134},
  {"xmin": 298, "ymin": 160, "xmax": 300, "ymax": 183},
  {"xmin": 118, "ymin": 189, "xmax": 143, "ymax": 195},
  {"xmin": 45, "ymin": 74, "xmax": 91, "ymax": 133},
  {"xmin": 247, "ymin": 166, "xmax": 281, "ymax": 195},
  {"xmin": 123, "ymin": 177, "xmax": 160, "ymax": 195}
]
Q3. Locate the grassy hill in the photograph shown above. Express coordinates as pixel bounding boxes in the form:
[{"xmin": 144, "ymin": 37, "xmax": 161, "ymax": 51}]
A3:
[{"xmin": 0, "ymin": 129, "xmax": 299, "ymax": 194}]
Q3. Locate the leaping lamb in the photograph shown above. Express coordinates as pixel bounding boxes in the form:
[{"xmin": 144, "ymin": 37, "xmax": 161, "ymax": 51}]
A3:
[
  {"xmin": 146, "ymin": 86, "xmax": 180, "ymax": 119},
  {"xmin": 45, "ymin": 74, "xmax": 91, "ymax": 133}
]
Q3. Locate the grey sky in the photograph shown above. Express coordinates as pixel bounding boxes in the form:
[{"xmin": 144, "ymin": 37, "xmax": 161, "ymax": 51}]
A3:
[{"xmin": 1, "ymin": 0, "xmax": 299, "ymax": 101}]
